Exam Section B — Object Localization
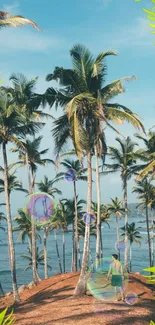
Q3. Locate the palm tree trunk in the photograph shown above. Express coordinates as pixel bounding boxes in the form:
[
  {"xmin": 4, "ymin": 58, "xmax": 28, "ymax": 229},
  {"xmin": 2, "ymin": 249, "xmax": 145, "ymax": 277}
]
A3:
[
  {"xmin": 44, "ymin": 228, "xmax": 48, "ymax": 279},
  {"xmin": 74, "ymin": 151, "xmax": 92, "ymax": 296},
  {"xmin": 54, "ymin": 229, "xmax": 62, "ymax": 273},
  {"xmin": 94, "ymin": 145, "xmax": 101, "ymax": 266},
  {"xmin": 89, "ymin": 248, "xmax": 93, "ymax": 265},
  {"xmin": 73, "ymin": 180, "xmax": 78, "ymax": 271},
  {"xmin": 151, "ymin": 207, "xmax": 154, "ymax": 267},
  {"xmin": 31, "ymin": 176, "xmax": 40, "ymax": 283},
  {"xmin": 146, "ymin": 201, "xmax": 152, "ymax": 267},
  {"xmin": 123, "ymin": 176, "xmax": 128, "ymax": 272},
  {"xmin": 130, "ymin": 241, "xmax": 132, "ymax": 272},
  {"xmin": 116, "ymin": 216, "xmax": 120, "ymax": 261},
  {"xmin": 78, "ymin": 239, "xmax": 81, "ymax": 269},
  {"xmin": 62, "ymin": 229, "xmax": 65, "ymax": 273},
  {"xmin": 2, "ymin": 143, "xmax": 20, "ymax": 302},
  {"xmin": 72, "ymin": 221, "xmax": 75, "ymax": 271}
]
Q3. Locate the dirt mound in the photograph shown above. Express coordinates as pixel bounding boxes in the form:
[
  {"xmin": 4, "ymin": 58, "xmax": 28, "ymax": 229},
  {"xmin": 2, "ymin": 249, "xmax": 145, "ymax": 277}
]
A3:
[{"xmin": 0, "ymin": 272, "xmax": 155, "ymax": 325}]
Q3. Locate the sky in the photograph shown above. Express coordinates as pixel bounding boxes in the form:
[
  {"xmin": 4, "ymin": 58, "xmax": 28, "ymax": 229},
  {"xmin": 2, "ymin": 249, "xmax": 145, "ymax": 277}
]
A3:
[{"xmin": 0, "ymin": 0, "xmax": 155, "ymax": 213}]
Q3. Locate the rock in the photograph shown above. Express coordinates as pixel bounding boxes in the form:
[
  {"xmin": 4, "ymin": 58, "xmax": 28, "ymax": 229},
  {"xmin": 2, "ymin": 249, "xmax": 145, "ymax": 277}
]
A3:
[
  {"xmin": 18, "ymin": 285, "xmax": 27, "ymax": 294},
  {"xmin": 5, "ymin": 292, "xmax": 12, "ymax": 297},
  {"xmin": 27, "ymin": 282, "xmax": 35, "ymax": 290}
]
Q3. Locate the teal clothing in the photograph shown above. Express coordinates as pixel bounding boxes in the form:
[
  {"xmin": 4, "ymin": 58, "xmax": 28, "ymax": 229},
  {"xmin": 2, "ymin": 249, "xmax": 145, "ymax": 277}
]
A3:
[{"xmin": 111, "ymin": 274, "xmax": 122, "ymax": 287}]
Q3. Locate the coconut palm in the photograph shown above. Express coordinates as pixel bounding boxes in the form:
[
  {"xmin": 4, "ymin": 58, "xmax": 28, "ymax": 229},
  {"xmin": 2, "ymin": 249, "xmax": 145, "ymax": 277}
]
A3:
[
  {"xmin": 135, "ymin": 130, "xmax": 155, "ymax": 179},
  {"xmin": 22, "ymin": 246, "xmax": 52, "ymax": 272},
  {"xmin": 13, "ymin": 209, "xmax": 41, "ymax": 249},
  {"xmin": 121, "ymin": 222, "xmax": 143, "ymax": 272},
  {"xmin": 62, "ymin": 197, "xmax": 86, "ymax": 270},
  {"xmin": 0, "ymin": 88, "xmax": 41, "ymax": 302},
  {"xmin": 37, "ymin": 175, "xmax": 62, "ymax": 197},
  {"xmin": 61, "ymin": 158, "xmax": 87, "ymax": 271},
  {"xmin": 45, "ymin": 44, "xmax": 144, "ymax": 296},
  {"xmin": 0, "ymin": 10, "xmax": 40, "ymax": 30},
  {"xmin": 133, "ymin": 178, "xmax": 154, "ymax": 267},
  {"xmin": 102, "ymin": 137, "xmax": 138, "ymax": 270},
  {"xmin": 11, "ymin": 136, "xmax": 53, "ymax": 283},
  {"xmin": 91, "ymin": 201, "xmax": 111, "ymax": 258},
  {"xmin": 0, "ymin": 170, "xmax": 27, "ymax": 195},
  {"xmin": 106, "ymin": 197, "xmax": 125, "ymax": 260}
]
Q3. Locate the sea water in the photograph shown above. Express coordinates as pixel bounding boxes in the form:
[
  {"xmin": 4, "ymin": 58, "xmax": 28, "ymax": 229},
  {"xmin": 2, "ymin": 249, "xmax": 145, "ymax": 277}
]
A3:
[{"xmin": 0, "ymin": 215, "xmax": 153, "ymax": 292}]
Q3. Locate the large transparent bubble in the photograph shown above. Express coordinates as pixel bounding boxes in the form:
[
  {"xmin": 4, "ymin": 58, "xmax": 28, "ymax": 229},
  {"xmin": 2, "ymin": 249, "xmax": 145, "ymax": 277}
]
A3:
[
  {"xmin": 25, "ymin": 192, "xmax": 55, "ymax": 226},
  {"xmin": 87, "ymin": 257, "xmax": 128, "ymax": 302}
]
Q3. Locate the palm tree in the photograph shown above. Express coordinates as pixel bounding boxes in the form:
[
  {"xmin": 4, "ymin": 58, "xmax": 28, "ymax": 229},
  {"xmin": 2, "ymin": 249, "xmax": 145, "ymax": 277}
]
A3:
[
  {"xmin": 132, "ymin": 178, "xmax": 154, "ymax": 267},
  {"xmin": 62, "ymin": 197, "xmax": 86, "ymax": 270},
  {"xmin": 106, "ymin": 197, "xmax": 125, "ymax": 260},
  {"xmin": 37, "ymin": 175, "xmax": 62, "ymax": 197},
  {"xmin": 0, "ymin": 170, "xmax": 27, "ymax": 195},
  {"xmin": 36, "ymin": 175, "xmax": 62, "ymax": 278},
  {"xmin": 13, "ymin": 209, "xmax": 41, "ymax": 249},
  {"xmin": 135, "ymin": 130, "xmax": 155, "ymax": 179},
  {"xmin": 91, "ymin": 201, "xmax": 111, "ymax": 258},
  {"xmin": 121, "ymin": 222, "xmax": 143, "ymax": 272},
  {"xmin": 0, "ymin": 10, "xmax": 40, "ymax": 29},
  {"xmin": 11, "ymin": 136, "xmax": 52, "ymax": 283},
  {"xmin": 0, "ymin": 88, "xmax": 40, "ymax": 302},
  {"xmin": 102, "ymin": 137, "xmax": 138, "ymax": 271},
  {"xmin": 9, "ymin": 73, "xmax": 50, "ymax": 284},
  {"xmin": 22, "ymin": 246, "xmax": 52, "ymax": 273},
  {"xmin": 45, "ymin": 44, "xmax": 144, "ymax": 296},
  {"xmin": 61, "ymin": 158, "xmax": 87, "ymax": 271}
]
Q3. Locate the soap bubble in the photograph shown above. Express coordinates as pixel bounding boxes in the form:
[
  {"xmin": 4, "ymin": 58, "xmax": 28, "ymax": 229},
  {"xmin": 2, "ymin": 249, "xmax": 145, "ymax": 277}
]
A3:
[
  {"xmin": 64, "ymin": 169, "xmax": 76, "ymax": 182},
  {"xmin": 115, "ymin": 240, "xmax": 126, "ymax": 252},
  {"xmin": 87, "ymin": 257, "xmax": 128, "ymax": 302},
  {"xmin": 125, "ymin": 292, "xmax": 138, "ymax": 305},
  {"xmin": 25, "ymin": 192, "xmax": 55, "ymax": 226},
  {"xmin": 83, "ymin": 213, "xmax": 96, "ymax": 225}
]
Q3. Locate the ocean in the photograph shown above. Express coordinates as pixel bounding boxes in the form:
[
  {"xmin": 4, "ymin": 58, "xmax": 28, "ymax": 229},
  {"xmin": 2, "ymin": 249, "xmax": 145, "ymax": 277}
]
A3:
[{"xmin": 0, "ymin": 215, "xmax": 153, "ymax": 293}]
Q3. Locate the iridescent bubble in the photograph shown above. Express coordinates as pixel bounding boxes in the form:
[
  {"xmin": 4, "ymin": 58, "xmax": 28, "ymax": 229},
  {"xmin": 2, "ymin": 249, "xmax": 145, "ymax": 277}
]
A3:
[
  {"xmin": 83, "ymin": 213, "xmax": 96, "ymax": 225},
  {"xmin": 87, "ymin": 257, "xmax": 128, "ymax": 302},
  {"xmin": 64, "ymin": 169, "xmax": 76, "ymax": 182},
  {"xmin": 25, "ymin": 192, "xmax": 55, "ymax": 226},
  {"xmin": 125, "ymin": 292, "xmax": 138, "ymax": 305},
  {"xmin": 115, "ymin": 240, "xmax": 126, "ymax": 252}
]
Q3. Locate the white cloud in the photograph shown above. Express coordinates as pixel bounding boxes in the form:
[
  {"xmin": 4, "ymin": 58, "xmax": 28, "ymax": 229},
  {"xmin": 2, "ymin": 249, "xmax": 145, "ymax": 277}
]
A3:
[{"xmin": 0, "ymin": 28, "xmax": 65, "ymax": 52}]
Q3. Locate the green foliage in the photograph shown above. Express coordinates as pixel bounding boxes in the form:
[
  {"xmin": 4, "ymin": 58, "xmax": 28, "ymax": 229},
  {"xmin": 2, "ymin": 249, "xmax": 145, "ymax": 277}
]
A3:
[
  {"xmin": 135, "ymin": 0, "xmax": 155, "ymax": 37},
  {"xmin": 150, "ymin": 321, "xmax": 155, "ymax": 325},
  {"xmin": 143, "ymin": 266, "xmax": 155, "ymax": 283},
  {"xmin": 0, "ymin": 308, "xmax": 15, "ymax": 325}
]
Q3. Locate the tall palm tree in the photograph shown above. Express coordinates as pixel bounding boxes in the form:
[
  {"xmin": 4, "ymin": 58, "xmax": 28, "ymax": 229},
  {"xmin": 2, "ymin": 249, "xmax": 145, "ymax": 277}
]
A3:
[
  {"xmin": 133, "ymin": 178, "xmax": 154, "ymax": 267},
  {"xmin": 37, "ymin": 175, "xmax": 62, "ymax": 197},
  {"xmin": 121, "ymin": 222, "xmax": 143, "ymax": 272},
  {"xmin": 0, "ymin": 170, "xmax": 27, "ymax": 195},
  {"xmin": 9, "ymin": 73, "xmax": 50, "ymax": 284},
  {"xmin": 106, "ymin": 197, "xmax": 125, "ymax": 260},
  {"xmin": 135, "ymin": 130, "xmax": 155, "ymax": 179},
  {"xmin": 36, "ymin": 175, "xmax": 62, "ymax": 278},
  {"xmin": 13, "ymin": 209, "xmax": 41, "ymax": 249},
  {"xmin": 22, "ymin": 246, "xmax": 52, "ymax": 273},
  {"xmin": 11, "ymin": 136, "xmax": 52, "ymax": 283},
  {"xmin": 62, "ymin": 197, "xmax": 86, "ymax": 270},
  {"xmin": 102, "ymin": 137, "xmax": 138, "ymax": 271},
  {"xmin": 61, "ymin": 159, "xmax": 87, "ymax": 271},
  {"xmin": 0, "ymin": 88, "xmax": 40, "ymax": 302},
  {"xmin": 45, "ymin": 44, "xmax": 144, "ymax": 296},
  {"xmin": 0, "ymin": 10, "xmax": 40, "ymax": 29}
]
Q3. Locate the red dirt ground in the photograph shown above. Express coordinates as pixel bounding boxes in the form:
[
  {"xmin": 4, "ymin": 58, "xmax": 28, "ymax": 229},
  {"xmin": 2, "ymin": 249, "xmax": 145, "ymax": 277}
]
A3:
[{"xmin": 0, "ymin": 272, "xmax": 155, "ymax": 325}]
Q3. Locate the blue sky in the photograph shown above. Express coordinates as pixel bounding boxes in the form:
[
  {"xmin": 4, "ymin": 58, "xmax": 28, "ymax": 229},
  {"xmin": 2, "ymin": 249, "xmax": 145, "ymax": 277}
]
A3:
[{"xmin": 0, "ymin": 0, "xmax": 155, "ymax": 213}]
